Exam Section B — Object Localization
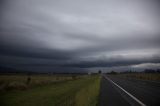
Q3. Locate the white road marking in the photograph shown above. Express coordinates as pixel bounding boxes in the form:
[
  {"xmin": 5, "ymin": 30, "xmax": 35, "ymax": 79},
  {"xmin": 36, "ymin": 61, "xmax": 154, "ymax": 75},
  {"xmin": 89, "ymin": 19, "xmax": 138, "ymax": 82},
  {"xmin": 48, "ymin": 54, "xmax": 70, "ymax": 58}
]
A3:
[{"xmin": 104, "ymin": 75, "xmax": 147, "ymax": 106}]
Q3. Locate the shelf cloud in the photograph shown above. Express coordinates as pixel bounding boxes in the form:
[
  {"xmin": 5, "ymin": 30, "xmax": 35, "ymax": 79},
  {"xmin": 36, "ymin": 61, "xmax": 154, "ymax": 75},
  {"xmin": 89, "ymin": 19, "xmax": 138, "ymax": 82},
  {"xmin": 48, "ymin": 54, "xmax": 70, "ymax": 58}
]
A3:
[{"xmin": 0, "ymin": 0, "xmax": 160, "ymax": 72}]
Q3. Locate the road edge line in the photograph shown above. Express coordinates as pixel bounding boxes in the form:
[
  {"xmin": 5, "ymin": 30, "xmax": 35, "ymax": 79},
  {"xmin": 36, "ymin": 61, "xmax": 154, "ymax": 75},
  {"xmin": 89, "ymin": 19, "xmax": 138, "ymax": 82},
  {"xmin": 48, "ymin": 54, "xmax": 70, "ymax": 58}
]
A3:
[{"xmin": 104, "ymin": 75, "xmax": 146, "ymax": 106}]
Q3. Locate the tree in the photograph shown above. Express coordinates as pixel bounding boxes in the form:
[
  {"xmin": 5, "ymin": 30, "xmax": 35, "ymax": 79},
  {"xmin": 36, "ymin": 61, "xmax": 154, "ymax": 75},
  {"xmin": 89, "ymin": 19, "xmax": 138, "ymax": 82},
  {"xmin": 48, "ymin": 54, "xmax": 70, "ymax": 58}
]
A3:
[{"xmin": 98, "ymin": 70, "xmax": 102, "ymax": 74}]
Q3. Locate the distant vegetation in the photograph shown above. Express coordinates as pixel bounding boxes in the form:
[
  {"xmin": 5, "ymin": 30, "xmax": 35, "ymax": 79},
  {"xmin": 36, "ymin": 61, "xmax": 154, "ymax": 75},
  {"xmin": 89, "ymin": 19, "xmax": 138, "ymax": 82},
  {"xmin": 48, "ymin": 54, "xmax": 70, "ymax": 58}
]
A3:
[
  {"xmin": 0, "ymin": 74, "xmax": 100, "ymax": 106},
  {"xmin": 122, "ymin": 73, "xmax": 160, "ymax": 81},
  {"xmin": 107, "ymin": 71, "xmax": 118, "ymax": 75},
  {"xmin": 106, "ymin": 69, "xmax": 160, "ymax": 81},
  {"xmin": 143, "ymin": 69, "xmax": 160, "ymax": 73}
]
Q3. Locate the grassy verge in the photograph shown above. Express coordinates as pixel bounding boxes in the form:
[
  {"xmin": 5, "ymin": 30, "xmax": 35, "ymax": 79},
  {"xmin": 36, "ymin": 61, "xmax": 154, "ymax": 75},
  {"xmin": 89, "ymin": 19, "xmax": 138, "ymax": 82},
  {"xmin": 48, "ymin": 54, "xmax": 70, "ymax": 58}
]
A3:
[
  {"xmin": 0, "ymin": 75, "xmax": 100, "ymax": 106},
  {"xmin": 75, "ymin": 76, "xmax": 100, "ymax": 106}
]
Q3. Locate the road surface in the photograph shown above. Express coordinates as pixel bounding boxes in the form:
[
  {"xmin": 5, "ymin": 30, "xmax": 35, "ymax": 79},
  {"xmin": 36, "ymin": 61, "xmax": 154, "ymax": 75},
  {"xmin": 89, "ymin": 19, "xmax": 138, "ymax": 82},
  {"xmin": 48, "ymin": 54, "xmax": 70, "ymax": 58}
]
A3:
[{"xmin": 99, "ymin": 75, "xmax": 160, "ymax": 106}]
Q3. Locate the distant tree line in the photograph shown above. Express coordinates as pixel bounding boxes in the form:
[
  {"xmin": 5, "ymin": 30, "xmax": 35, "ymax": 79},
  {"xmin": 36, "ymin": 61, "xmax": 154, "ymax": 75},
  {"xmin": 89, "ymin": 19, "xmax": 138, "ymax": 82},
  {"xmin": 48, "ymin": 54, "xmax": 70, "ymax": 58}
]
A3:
[
  {"xmin": 107, "ymin": 71, "xmax": 118, "ymax": 74},
  {"xmin": 106, "ymin": 69, "xmax": 160, "ymax": 74},
  {"xmin": 144, "ymin": 69, "xmax": 160, "ymax": 73}
]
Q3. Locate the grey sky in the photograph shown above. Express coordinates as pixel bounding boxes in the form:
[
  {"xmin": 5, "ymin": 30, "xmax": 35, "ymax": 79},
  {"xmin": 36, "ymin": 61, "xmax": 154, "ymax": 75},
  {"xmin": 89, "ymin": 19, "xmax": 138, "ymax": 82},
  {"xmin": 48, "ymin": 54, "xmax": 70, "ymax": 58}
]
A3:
[{"xmin": 0, "ymin": 0, "xmax": 160, "ymax": 72}]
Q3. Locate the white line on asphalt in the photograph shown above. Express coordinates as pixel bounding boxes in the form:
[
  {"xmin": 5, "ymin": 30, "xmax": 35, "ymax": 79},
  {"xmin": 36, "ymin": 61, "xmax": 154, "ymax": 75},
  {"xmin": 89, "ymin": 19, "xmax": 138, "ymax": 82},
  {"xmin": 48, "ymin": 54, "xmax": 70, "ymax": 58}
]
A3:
[{"xmin": 104, "ymin": 75, "xmax": 146, "ymax": 106}]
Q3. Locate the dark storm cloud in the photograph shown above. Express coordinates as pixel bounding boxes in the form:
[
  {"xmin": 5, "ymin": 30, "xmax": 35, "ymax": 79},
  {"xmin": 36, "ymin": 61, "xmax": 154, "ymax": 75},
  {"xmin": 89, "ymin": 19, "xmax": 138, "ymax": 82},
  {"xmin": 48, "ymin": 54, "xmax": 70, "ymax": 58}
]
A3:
[
  {"xmin": 61, "ymin": 55, "xmax": 160, "ymax": 68},
  {"xmin": 0, "ymin": 0, "xmax": 160, "ymax": 72}
]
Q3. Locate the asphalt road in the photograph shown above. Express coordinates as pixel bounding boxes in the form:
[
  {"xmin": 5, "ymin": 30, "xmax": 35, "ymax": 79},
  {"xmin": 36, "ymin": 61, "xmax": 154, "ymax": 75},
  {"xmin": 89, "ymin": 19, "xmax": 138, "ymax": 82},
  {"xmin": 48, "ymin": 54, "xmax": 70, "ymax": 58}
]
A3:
[{"xmin": 99, "ymin": 75, "xmax": 160, "ymax": 106}]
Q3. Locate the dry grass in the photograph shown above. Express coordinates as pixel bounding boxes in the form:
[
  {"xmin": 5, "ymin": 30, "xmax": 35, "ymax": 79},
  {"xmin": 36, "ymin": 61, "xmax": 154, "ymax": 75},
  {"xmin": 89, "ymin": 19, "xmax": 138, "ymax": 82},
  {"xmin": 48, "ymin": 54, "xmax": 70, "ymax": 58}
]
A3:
[
  {"xmin": 0, "ymin": 74, "xmax": 82, "ymax": 91},
  {"xmin": 75, "ymin": 76, "xmax": 100, "ymax": 106},
  {"xmin": 0, "ymin": 75, "xmax": 100, "ymax": 106}
]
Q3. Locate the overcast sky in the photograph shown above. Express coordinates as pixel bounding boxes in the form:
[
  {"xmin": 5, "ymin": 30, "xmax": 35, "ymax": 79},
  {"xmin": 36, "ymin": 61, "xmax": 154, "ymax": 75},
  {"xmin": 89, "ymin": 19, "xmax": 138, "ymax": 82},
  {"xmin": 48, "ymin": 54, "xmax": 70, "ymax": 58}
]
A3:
[{"xmin": 0, "ymin": 0, "xmax": 160, "ymax": 73}]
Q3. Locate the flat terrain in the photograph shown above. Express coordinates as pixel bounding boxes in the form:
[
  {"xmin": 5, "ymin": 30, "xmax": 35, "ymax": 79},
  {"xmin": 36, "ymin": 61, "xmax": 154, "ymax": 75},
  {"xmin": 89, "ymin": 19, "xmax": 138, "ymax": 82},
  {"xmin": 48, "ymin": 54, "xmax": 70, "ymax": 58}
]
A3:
[
  {"xmin": 99, "ymin": 74, "xmax": 160, "ymax": 106},
  {"xmin": 0, "ymin": 75, "xmax": 100, "ymax": 106},
  {"xmin": 1, "ymin": 73, "xmax": 160, "ymax": 106}
]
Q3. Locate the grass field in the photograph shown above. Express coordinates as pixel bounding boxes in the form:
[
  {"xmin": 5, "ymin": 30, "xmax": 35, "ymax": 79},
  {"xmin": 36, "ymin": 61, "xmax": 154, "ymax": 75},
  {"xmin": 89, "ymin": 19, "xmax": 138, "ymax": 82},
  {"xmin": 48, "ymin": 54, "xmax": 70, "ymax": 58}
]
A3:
[
  {"xmin": 0, "ymin": 74, "xmax": 84, "ymax": 91},
  {"xmin": 0, "ymin": 74, "xmax": 100, "ymax": 106}
]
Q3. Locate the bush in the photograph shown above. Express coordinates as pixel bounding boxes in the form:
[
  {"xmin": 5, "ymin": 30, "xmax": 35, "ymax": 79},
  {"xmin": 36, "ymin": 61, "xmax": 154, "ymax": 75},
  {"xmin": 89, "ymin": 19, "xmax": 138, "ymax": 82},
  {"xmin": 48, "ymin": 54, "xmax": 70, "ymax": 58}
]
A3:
[{"xmin": 5, "ymin": 82, "xmax": 28, "ymax": 90}]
